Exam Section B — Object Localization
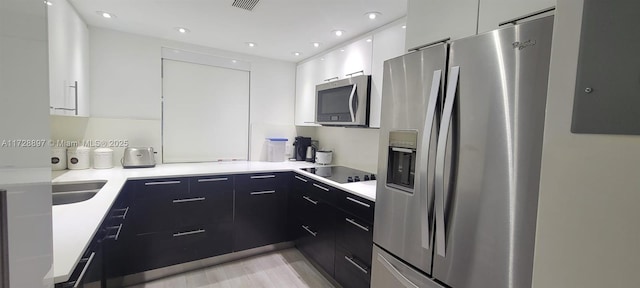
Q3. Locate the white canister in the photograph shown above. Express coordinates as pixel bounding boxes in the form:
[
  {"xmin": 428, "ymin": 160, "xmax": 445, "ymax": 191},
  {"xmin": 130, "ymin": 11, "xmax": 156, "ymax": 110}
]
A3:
[
  {"xmin": 315, "ymin": 150, "xmax": 333, "ymax": 165},
  {"xmin": 67, "ymin": 146, "xmax": 90, "ymax": 170},
  {"xmin": 93, "ymin": 148, "xmax": 114, "ymax": 169},
  {"xmin": 51, "ymin": 147, "xmax": 67, "ymax": 170}
]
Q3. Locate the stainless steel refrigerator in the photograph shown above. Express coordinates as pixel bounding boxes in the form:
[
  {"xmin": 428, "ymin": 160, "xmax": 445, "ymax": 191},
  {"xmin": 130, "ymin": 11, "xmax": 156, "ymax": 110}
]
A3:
[{"xmin": 372, "ymin": 15, "xmax": 554, "ymax": 288}]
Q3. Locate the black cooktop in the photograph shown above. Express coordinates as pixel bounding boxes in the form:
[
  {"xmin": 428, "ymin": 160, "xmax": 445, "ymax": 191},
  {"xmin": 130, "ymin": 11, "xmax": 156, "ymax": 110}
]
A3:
[{"xmin": 300, "ymin": 166, "xmax": 376, "ymax": 184}]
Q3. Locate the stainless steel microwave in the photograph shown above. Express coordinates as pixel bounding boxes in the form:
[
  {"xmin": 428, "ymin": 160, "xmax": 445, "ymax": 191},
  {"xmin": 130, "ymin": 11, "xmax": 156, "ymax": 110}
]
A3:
[{"xmin": 315, "ymin": 75, "xmax": 371, "ymax": 126}]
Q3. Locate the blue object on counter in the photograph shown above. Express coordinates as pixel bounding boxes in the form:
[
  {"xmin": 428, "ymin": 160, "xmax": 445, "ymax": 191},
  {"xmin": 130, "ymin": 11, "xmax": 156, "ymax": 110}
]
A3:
[{"xmin": 266, "ymin": 138, "xmax": 288, "ymax": 141}]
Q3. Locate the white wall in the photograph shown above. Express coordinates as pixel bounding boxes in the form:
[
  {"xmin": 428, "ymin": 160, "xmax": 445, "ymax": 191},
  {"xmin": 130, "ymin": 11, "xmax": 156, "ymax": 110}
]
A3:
[
  {"xmin": 50, "ymin": 27, "xmax": 297, "ymax": 164},
  {"xmin": 0, "ymin": 0, "xmax": 53, "ymax": 286},
  {"xmin": 532, "ymin": 1, "xmax": 640, "ymax": 287}
]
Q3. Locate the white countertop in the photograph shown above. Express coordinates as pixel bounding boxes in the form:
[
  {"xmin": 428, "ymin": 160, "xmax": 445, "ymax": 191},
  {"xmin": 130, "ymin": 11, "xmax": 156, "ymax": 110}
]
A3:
[{"xmin": 52, "ymin": 161, "xmax": 377, "ymax": 283}]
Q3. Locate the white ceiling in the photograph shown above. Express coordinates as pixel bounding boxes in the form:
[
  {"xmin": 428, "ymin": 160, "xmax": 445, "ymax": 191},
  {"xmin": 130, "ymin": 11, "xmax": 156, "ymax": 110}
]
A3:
[{"xmin": 68, "ymin": 0, "xmax": 407, "ymax": 62}]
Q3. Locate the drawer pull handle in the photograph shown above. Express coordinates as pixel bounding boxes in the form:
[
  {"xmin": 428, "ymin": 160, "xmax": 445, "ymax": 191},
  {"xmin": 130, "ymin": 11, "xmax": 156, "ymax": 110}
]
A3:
[
  {"xmin": 302, "ymin": 196, "xmax": 318, "ymax": 205},
  {"xmin": 346, "ymin": 218, "xmax": 370, "ymax": 232},
  {"xmin": 301, "ymin": 225, "xmax": 317, "ymax": 237},
  {"xmin": 173, "ymin": 229, "xmax": 206, "ymax": 237},
  {"xmin": 105, "ymin": 224, "xmax": 123, "ymax": 241},
  {"xmin": 173, "ymin": 197, "xmax": 206, "ymax": 203},
  {"xmin": 198, "ymin": 177, "xmax": 228, "ymax": 182},
  {"xmin": 313, "ymin": 183, "xmax": 330, "ymax": 192},
  {"xmin": 346, "ymin": 196, "xmax": 371, "ymax": 208},
  {"xmin": 111, "ymin": 206, "xmax": 129, "ymax": 220},
  {"xmin": 294, "ymin": 176, "xmax": 308, "ymax": 182},
  {"xmin": 345, "ymin": 256, "xmax": 369, "ymax": 274},
  {"xmin": 145, "ymin": 180, "xmax": 181, "ymax": 186},
  {"xmin": 73, "ymin": 252, "xmax": 96, "ymax": 288},
  {"xmin": 250, "ymin": 190, "xmax": 276, "ymax": 196},
  {"xmin": 250, "ymin": 175, "xmax": 276, "ymax": 179}
]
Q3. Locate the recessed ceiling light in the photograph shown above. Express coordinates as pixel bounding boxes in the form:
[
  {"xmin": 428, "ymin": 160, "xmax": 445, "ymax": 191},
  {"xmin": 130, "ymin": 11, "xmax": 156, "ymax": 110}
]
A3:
[
  {"xmin": 312, "ymin": 42, "xmax": 321, "ymax": 48},
  {"xmin": 366, "ymin": 38, "xmax": 372, "ymax": 43},
  {"xmin": 292, "ymin": 52, "xmax": 302, "ymax": 56},
  {"xmin": 340, "ymin": 49, "xmax": 345, "ymax": 52},
  {"xmin": 97, "ymin": 11, "xmax": 115, "ymax": 19},
  {"xmin": 402, "ymin": 25, "xmax": 407, "ymax": 29},
  {"xmin": 232, "ymin": 60, "xmax": 237, "ymax": 63},
  {"xmin": 44, "ymin": 1, "xmax": 52, "ymax": 6},
  {"xmin": 366, "ymin": 12, "xmax": 382, "ymax": 20},
  {"xmin": 246, "ymin": 42, "xmax": 256, "ymax": 47},
  {"xmin": 320, "ymin": 58, "xmax": 325, "ymax": 61},
  {"xmin": 176, "ymin": 27, "xmax": 190, "ymax": 34},
  {"xmin": 332, "ymin": 30, "xmax": 345, "ymax": 37}
]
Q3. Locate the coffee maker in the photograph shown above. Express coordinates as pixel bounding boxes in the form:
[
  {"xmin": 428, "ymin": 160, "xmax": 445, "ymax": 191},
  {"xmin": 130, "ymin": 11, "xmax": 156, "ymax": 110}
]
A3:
[{"xmin": 293, "ymin": 137, "xmax": 311, "ymax": 161}]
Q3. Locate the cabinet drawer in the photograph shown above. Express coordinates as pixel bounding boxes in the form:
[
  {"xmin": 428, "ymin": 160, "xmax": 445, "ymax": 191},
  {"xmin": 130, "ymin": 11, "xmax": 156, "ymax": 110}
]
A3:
[
  {"xmin": 235, "ymin": 187, "xmax": 288, "ymax": 251},
  {"xmin": 292, "ymin": 174, "xmax": 335, "ymax": 204},
  {"xmin": 131, "ymin": 192, "xmax": 232, "ymax": 233},
  {"xmin": 189, "ymin": 175, "xmax": 233, "ymax": 196},
  {"xmin": 336, "ymin": 211, "xmax": 373, "ymax": 266},
  {"xmin": 336, "ymin": 191, "xmax": 375, "ymax": 224},
  {"xmin": 132, "ymin": 178, "xmax": 189, "ymax": 200},
  {"xmin": 127, "ymin": 223, "xmax": 233, "ymax": 274},
  {"xmin": 290, "ymin": 191, "xmax": 333, "ymax": 228},
  {"xmin": 293, "ymin": 218, "xmax": 335, "ymax": 277},
  {"xmin": 335, "ymin": 246, "xmax": 371, "ymax": 288},
  {"xmin": 235, "ymin": 172, "xmax": 285, "ymax": 192}
]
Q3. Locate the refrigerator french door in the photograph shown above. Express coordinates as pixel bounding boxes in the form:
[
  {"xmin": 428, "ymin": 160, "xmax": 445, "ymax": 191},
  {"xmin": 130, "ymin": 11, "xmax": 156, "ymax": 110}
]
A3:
[{"xmin": 373, "ymin": 15, "xmax": 554, "ymax": 288}]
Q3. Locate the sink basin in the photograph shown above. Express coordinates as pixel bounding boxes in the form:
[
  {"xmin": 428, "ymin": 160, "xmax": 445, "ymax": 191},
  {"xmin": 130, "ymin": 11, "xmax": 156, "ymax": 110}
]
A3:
[{"xmin": 52, "ymin": 181, "xmax": 106, "ymax": 205}]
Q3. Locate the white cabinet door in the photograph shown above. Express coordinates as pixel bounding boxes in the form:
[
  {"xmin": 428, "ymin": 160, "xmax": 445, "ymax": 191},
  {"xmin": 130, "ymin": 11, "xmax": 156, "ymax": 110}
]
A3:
[
  {"xmin": 478, "ymin": 0, "xmax": 556, "ymax": 34},
  {"xmin": 294, "ymin": 58, "xmax": 322, "ymax": 126},
  {"xmin": 322, "ymin": 37, "xmax": 373, "ymax": 81},
  {"xmin": 48, "ymin": 0, "xmax": 90, "ymax": 116},
  {"xmin": 370, "ymin": 21, "xmax": 407, "ymax": 128},
  {"xmin": 405, "ymin": 0, "xmax": 479, "ymax": 50}
]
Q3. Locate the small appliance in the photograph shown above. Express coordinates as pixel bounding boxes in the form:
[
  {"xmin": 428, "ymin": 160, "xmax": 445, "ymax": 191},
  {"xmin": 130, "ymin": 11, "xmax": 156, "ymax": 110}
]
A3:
[
  {"xmin": 315, "ymin": 150, "xmax": 333, "ymax": 165},
  {"xmin": 122, "ymin": 147, "xmax": 156, "ymax": 168},
  {"xmin": 293, "ymin": 137, "xmax": 311, "ymax": 161},
  {"xmin": 315, "ymin": 74, "xmax": 371, "ymax": 126}
]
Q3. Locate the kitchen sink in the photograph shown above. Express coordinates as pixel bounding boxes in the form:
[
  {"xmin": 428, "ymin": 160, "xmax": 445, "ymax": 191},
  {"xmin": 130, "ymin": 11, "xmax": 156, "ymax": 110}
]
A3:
[{"xmin": 52, "ymin": 180, "xmax": 107, "ymax": 205}]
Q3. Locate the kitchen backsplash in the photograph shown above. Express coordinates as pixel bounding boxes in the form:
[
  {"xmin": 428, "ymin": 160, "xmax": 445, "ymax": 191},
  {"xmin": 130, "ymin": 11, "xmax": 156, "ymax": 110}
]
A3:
[{"xmin": 314, "ymin": 126, "xmax": 380, "ymax": 173}]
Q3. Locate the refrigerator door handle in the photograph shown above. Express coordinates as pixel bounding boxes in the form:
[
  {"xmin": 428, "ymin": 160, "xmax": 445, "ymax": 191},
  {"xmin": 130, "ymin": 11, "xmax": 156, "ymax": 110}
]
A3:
[
  {"xmin": 377, "ymin": 253, "xmax": 420, "ymax": 288},
  {"xmin": 419, "ymin": 69, "xmax": 442, "ymax": 250},
  {"xmin": 434, "ymin": 66, "xmax": 460, "ymax": 257},
  {"xmin": 348, "ymin": 84, "xmax": 357, "ymax": 122}
]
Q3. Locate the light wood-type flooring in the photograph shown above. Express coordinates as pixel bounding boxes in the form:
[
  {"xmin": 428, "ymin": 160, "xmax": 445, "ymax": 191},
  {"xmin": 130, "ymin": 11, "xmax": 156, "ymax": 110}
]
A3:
[{"xmin": 127, "ymin": 248, "xmax": 335, "ymax": 288}]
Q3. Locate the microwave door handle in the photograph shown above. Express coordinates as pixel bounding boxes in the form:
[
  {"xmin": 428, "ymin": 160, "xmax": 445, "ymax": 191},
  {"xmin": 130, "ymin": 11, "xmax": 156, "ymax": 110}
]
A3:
[{"xmin": 349, "ymin": 84, "xmax": 357, "ymax": 122}]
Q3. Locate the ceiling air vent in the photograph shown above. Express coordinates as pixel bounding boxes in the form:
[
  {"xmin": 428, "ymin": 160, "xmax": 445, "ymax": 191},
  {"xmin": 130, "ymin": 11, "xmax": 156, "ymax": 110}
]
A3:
[{"xmin": 232, "ymin": 0, "xmax": 260, "ymax": 11}]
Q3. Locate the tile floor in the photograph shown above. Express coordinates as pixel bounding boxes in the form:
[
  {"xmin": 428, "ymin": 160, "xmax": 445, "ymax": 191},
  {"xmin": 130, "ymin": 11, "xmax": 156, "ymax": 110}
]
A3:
[{"xmin": 127, "ymin": 248, "xmax": 335, "ymax": 288}]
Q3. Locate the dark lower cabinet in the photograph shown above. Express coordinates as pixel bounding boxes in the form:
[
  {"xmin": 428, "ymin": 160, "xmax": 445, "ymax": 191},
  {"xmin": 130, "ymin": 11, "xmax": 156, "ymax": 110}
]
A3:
[
  {"xmin": 290, "ymin": 173, "xmax": 375, "ymax": 288},
  {"xmin": 335, "ymin": 246, "xmax": 371, "ymax": 288},
  {"xmin": 126, "ymin": 223, "xmax": 233, "ymax": 273},
  {"xmin": 234, "ymin": 173, "xmax": 289, "ymax": 251},
  {"xmin": 60, "ymin": 171, "xmax": 374, "ymax": 288}
]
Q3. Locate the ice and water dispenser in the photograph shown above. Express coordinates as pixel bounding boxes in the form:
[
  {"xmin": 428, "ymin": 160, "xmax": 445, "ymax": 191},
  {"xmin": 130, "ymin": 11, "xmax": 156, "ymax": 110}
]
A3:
[{"xmin": 386, "ymin": 130, "xmax": 418, "ymax": 193}]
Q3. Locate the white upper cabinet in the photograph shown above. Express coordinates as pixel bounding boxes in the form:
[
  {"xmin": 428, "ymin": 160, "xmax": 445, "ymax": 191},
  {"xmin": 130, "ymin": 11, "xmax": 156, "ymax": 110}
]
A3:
[
  {"xmin": 294, "ymin": 37, "xmax": 373, "ymax": 126},
  {"xmin": 48, "ymin": 0, "xmax": 90, "ymax": 116},
  {"xmin": 405, "ymin": 0, "xmax": 479, "ymax": 51},
  {"xmin": 477, "ymin": 0, "xmax": 556, "ymax": 33},
  {"xmin": 370, "ymin": 21, "xmax": 407, "ymax": 128},
  {"xmin": 294, "ymin": 58, "xmax": 323, "ymax": 126}
]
